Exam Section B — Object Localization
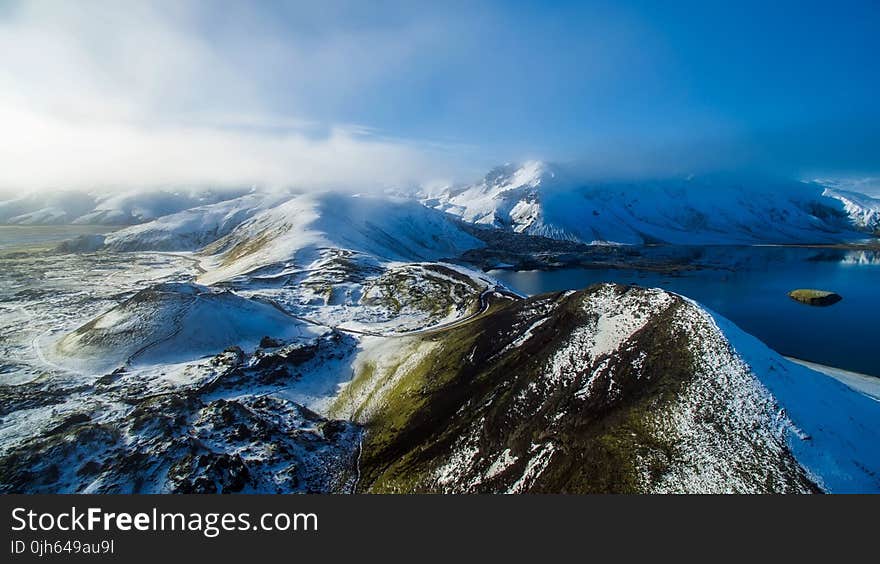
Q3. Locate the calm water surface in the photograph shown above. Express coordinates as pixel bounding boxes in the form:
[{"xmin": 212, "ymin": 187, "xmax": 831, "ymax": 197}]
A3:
[{"xmin": 490, "ymin": 246, "xmax": 880, "ymax": 377}]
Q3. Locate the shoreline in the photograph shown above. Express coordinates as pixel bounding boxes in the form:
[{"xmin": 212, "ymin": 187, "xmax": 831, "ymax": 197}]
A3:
[{"xmin": 785, "ymin": 356, "xmax": 880, "ymax": 401}]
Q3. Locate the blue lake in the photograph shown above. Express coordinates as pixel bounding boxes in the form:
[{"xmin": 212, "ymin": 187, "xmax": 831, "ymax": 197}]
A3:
[{"xmin": 489, "ymin": 246, "xmax": 880, "ymax": 377}]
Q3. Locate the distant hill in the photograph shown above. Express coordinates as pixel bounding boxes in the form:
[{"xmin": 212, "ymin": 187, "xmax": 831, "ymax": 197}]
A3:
[{"xmin": 423, "ymin": 162, "xmax": 877, "ymax": 244}]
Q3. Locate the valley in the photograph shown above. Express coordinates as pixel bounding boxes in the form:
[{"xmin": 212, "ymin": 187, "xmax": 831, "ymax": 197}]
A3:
[{"xmin": 1, "ymin": 166, "xmax": 879, "ymax": 494}]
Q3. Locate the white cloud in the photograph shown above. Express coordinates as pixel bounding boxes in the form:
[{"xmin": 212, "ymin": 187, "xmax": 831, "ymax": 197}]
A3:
[
  {"xmin": 0, "ymin": 102, "xmax": 465, "ymax": 191},
  {"xmin": 0, "ymin": 0, "xmax": 474, "ymax": 192}
]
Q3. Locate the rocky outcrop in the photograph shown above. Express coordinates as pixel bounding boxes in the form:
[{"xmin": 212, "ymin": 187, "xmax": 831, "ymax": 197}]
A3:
[{"xmin": 788, "ymin": 289, "xmax": 842, "ymax": 306}]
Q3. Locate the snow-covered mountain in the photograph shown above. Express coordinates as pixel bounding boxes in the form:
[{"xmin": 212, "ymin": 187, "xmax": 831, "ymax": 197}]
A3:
[
  {"xmin": 96, "ymin": 192, "xmax": 290, "ymax": 252},
  {"xmin": 195, "ymin": 192, "xmax": 484, "ymax": 284},
  {"xmin": 0, "ymin": 191, "xmax": 97, "ymax": 225},
  {"xmin": 822, "ymin": 187, "xmax": 880, "ymax": 234},
  {"xmin": 336, "ymin": 284, "xmax": 880, "ymax": 493},
  {"xmin": 0, "ymin": 188, "xmax": 247, "ymax": 225},
  {"xmin": 424, "ymin": 162, "xmax": 875, "ymax": 244},
  {"xmin": 56, "ymin": 190, "xmax": 484, "ymax": 284},
  {"xmin": 3, "ymin": 169, "xmax": 880, "ymax": 494},
  {"xmin": 53, "ymin": 282, "xmax": 318, "ymax": 373},
  {"xmin": 12, "ymin": 164, "xmax": 880, "ymax": 249}
]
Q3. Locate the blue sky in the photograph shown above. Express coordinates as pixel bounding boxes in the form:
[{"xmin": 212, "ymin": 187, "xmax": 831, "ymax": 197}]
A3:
[{"xmin": 0, "ymin": 0, "xmax": 878, "ymax": 190}]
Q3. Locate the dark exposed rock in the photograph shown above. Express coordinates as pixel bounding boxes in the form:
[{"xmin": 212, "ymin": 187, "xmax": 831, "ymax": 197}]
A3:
[
  {"xmin": 169, "ymin": 453, "xmax": 250, "ymax": 494},
  {"xmin": 259, "ymin": 336, "xmax": 284, "ymax": 348},
  {"xmin": 95, "ymin": 366, "xmax": 127, "ymax": 387},
  {"xmin": 0, "ymin": 423, "xmax": 123, "ymax": 493},
  {"xmin": 320, "ymin": 420, "xmax": 349, "ymax": 441},
  {"xmin": 46, "ymin": 413, "xmax": 91, "ymax": 435},
  {"xmin": 0, "ymin": 382, "xmax": 91, "ymax": 417}
]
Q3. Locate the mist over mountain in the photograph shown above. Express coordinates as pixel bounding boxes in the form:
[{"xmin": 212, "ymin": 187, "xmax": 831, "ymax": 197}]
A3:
[
  {"xmin": 5, "ymin": 163, "xmax": 879, "ymax": 249},
  {"xmin": 3, "ymin": 157, "xmax": 879, "ymax": 494},
  {"xmin": 422, "ymin": 162, "xmax": 880, "ymax": 244},
  {"xmin": 0, "ymin": 187, "xmax": 249, "ymax": 225},
  {"xmin": 3, "ymin": 0, "xmax": 880, "ymax": 500}
]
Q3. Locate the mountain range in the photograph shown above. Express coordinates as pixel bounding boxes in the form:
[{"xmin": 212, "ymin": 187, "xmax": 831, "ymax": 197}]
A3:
[
  {"xmin": 7, "ymin": 163, "xmax": 880, "ymax": 250},
  {"xmin": 2, "ymin": 163, "xmax": 879, "ymax": 493},
  {"xmin": 423, "ymin": 162, "xmax": 880, "ymax": 244}
]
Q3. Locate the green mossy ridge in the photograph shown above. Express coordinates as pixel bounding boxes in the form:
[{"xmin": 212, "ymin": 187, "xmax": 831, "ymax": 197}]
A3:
[
  {"xmin": 331, "ymin": 360, "xmax": 376, "ymax": 421},
  {"xmin": 213, "ymin": 229, "xmax": 277, "ymax": 267},
  {"xmin": 347, "ymin": 284, "xmax": 702, "ymax": 493},
  {"xmin": 529, "ymin": 305, "xmax": 693, "ymax": 493}
]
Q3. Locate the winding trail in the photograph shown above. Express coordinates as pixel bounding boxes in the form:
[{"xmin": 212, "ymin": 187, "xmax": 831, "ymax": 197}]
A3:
[
  {"xmin": 13, "ymin": 304, "xmax": 86, "ymax": 377},
  {"xmin": 247, "ymin": 269, "xmax": 509, "ymax": 339},
  {"xmin": 166, "ymin": 250, "xmax": 508, "ymax": 339},
  {"xmin": 31, "ymin": 327, "xmax": 85, "ymax": 376},
  {"xmin": 294, "ymin": 286, "xmax": 502, "ymax": 339},
  {"xmin": 152, "ymin": 251, "xmax": 207, "ymax": 275}
]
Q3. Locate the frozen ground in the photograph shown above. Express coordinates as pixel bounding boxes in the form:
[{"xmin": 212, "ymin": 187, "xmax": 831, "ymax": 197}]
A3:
[
  {"xmin": 0, "ymin": 250, "xmax": 201, "ymax": 384},
  {"xmin": 0, "ymin": 239, "xmax": 491, "ymax": 493},
  {"xmin": 1, "ymin": 199, "xmax": 878, "ymax": 493}
]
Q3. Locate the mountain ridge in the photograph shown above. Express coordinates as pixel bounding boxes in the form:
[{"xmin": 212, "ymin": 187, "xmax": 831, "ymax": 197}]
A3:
[
  {"xmin": 8, "ymin": 164, "xmax": 880, "ymax": 249},
  {"xmin": 423, "ymin": 162, "xmax": 878, "ymax": 245},
  {"xmin": 334, "ymin": 284, "xmax": 880, "ymax": 493}
]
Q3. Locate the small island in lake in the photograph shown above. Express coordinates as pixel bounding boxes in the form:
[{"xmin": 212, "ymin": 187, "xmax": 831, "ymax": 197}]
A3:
[{"xmin": 788, "ymin": 289, "xmax": 843, "ymax": 306}]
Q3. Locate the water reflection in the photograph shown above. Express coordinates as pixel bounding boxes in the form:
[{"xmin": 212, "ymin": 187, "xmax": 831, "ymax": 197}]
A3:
[{"xmin": 840, "ymin": 250, "xmax": 880, "ymax": 266}]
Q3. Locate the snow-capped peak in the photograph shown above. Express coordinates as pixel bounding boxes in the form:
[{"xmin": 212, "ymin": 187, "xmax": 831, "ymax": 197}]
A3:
[
  {"xmin": 425, "ymin": 165, "xmax": 877, "ymax": 245},
  {"xmin": 821, "ymin": 186, "xmax": 880, "ymax": 233},
  {"xmin": 423, "ymin": 161, "xmax": 561, "ymax": 234},
  {"xmin": 480, "ymin": 160, "xmax": 555, "ymax": 195}
]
